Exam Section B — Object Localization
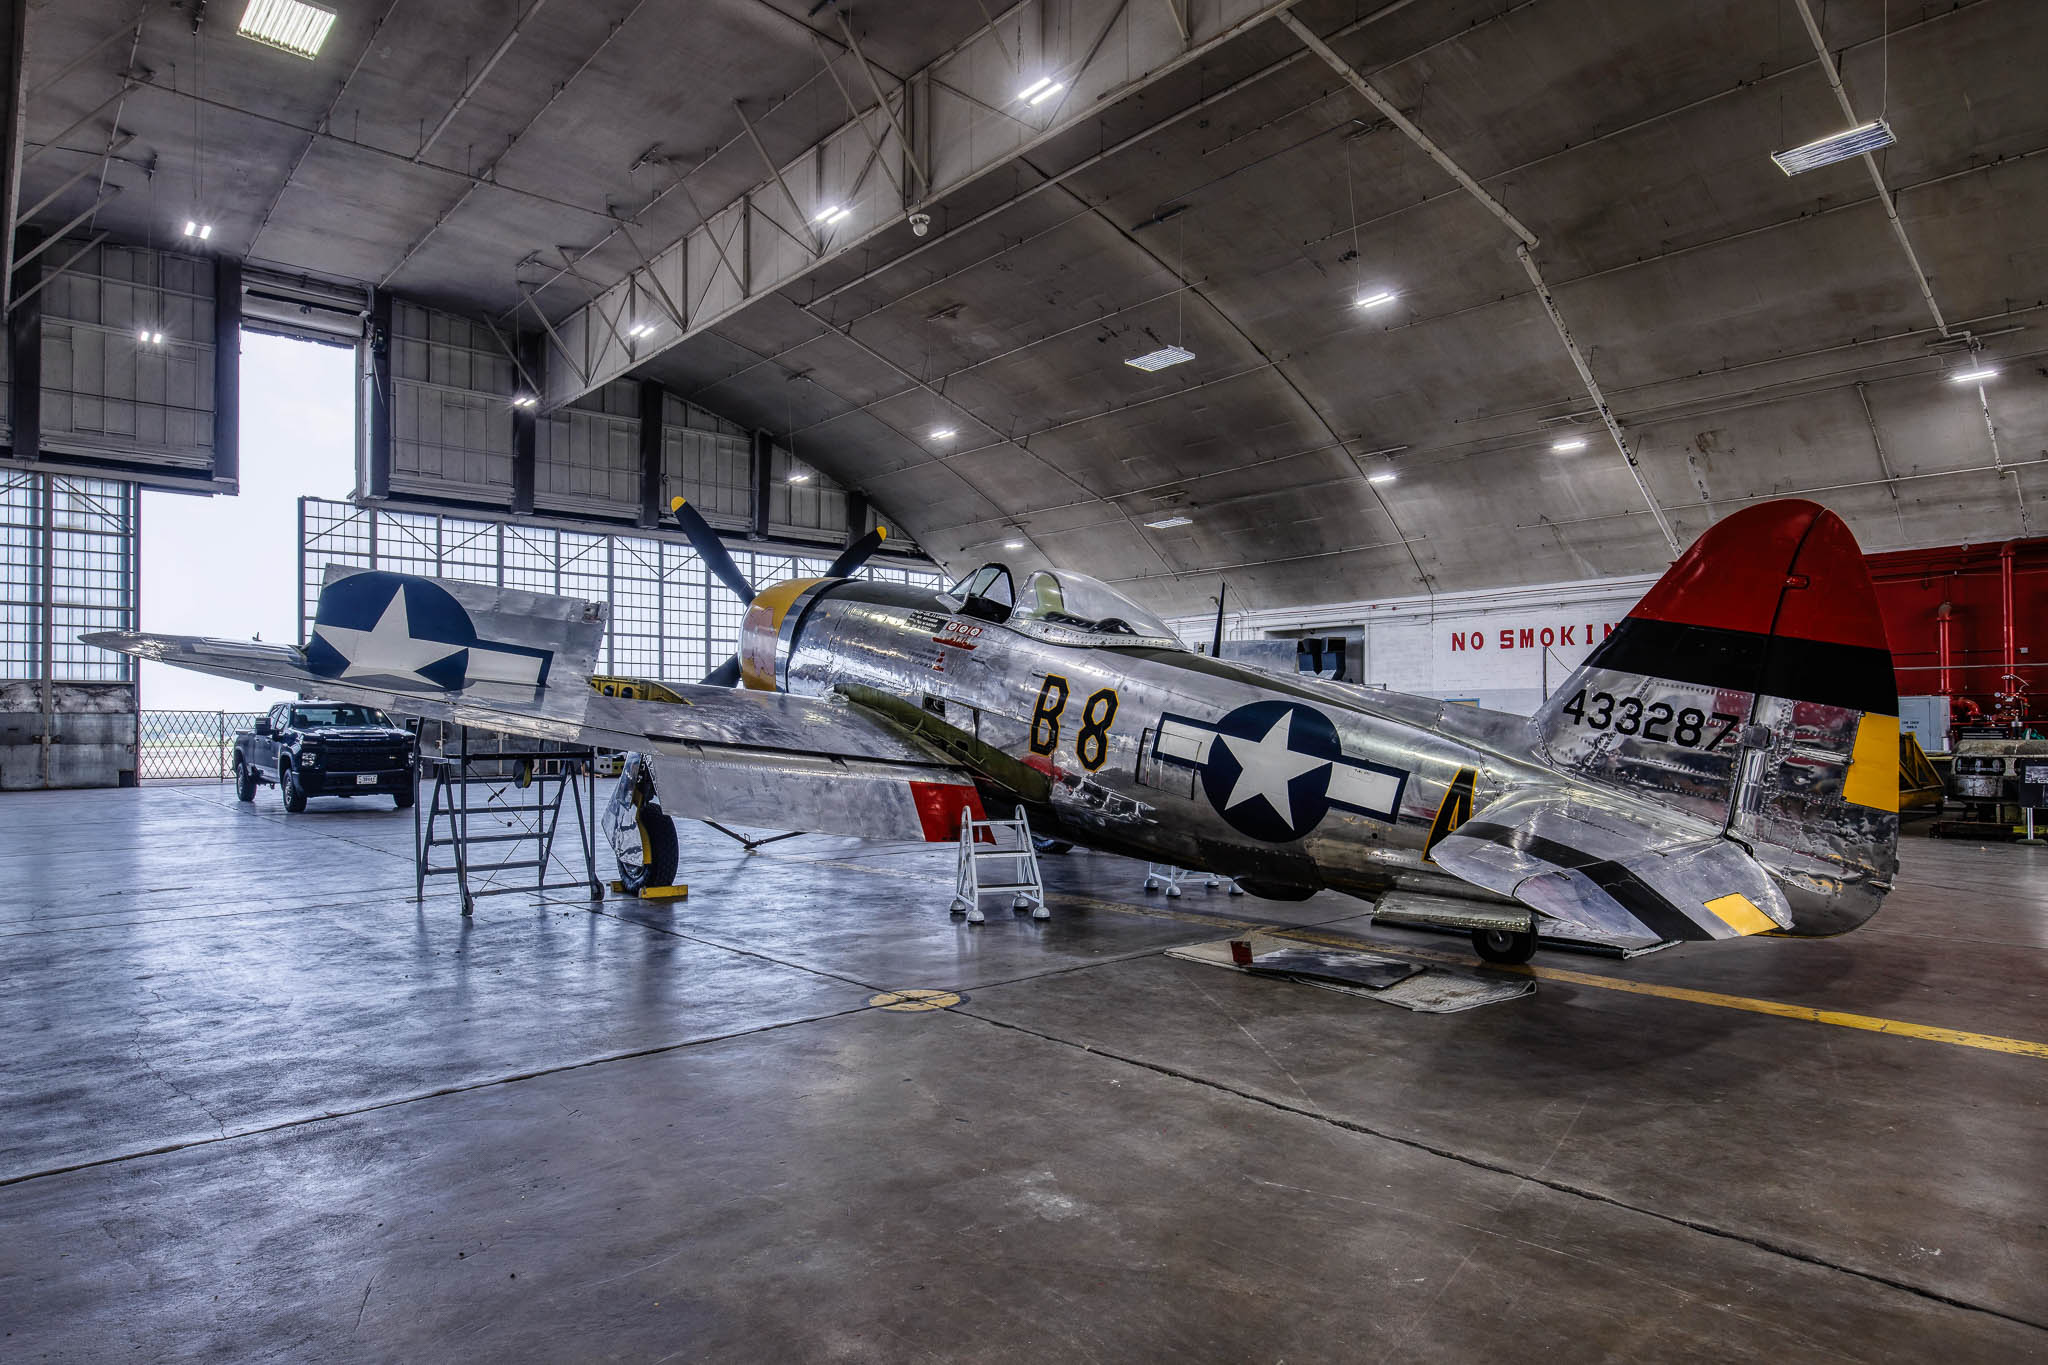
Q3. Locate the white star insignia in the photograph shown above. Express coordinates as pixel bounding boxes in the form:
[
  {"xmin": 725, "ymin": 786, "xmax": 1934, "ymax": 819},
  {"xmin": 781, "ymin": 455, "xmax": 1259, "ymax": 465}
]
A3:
[
  {"xmin": 1217, "ymin": 711, "xmax": 1331, "ymax": 831},
  {"xmin": 312, "ymin": 588, "xmax": 464, "ymax": 685}
]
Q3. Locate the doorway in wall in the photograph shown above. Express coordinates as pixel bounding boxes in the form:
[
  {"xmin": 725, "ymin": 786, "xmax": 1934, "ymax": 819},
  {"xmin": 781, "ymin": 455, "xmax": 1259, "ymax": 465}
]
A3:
[{"xmin": 140, "ymin": 332, "xmax": 355, "ymax": 711}]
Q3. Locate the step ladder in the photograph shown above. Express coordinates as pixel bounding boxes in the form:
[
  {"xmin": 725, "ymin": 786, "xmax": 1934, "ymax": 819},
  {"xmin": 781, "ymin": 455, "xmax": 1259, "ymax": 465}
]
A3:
[{"xmin": 950, "ymin": 808, "xmax": 1048, "ymax": 923}]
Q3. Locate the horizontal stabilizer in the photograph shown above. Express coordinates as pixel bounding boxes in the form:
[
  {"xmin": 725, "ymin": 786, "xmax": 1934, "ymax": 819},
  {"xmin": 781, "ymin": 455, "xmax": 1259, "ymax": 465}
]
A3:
[{"xmin": 1429, "ymin": 792, "xmax": 1791, "ymax": 944}]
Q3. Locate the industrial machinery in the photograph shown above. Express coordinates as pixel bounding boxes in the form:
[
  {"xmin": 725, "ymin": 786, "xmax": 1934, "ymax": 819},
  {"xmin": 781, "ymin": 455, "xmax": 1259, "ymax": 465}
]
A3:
[{"xmin": 1935, "ymin": 729, "xmax": 2048, "ymax": 838}]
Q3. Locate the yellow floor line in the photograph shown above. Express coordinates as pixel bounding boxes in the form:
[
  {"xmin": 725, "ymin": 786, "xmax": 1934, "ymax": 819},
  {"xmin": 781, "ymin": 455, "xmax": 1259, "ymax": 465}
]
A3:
[{"xmin": 758, "ymin": 850, "xmax": 2048, "ymax": 1061}]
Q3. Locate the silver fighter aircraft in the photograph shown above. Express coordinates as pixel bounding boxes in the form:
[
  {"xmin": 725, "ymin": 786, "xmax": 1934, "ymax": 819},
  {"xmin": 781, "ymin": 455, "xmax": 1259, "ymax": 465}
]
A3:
[{"xmin": 88, "ymin": 496, "xmax": 1900, "ymax": 962}]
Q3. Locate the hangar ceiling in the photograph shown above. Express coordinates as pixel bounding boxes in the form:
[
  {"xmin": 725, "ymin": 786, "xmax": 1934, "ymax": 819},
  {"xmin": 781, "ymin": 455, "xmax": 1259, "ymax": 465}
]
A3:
[{"xmin": 11, "ymin": 0, "xmax": 2048, "ymax": 617}]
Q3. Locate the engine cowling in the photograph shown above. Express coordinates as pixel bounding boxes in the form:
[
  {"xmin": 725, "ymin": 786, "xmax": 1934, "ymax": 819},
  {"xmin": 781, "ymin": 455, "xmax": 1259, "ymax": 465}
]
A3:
[{"xmin": 738, "ymin": 577, "xmax": 830, "ymax": 690}]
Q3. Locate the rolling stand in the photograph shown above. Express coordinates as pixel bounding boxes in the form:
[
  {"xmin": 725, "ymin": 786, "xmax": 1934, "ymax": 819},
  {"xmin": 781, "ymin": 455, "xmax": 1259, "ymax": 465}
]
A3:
[{"xmin": 414, "ymin": 725, "xmax": 604, "ymax": 915}]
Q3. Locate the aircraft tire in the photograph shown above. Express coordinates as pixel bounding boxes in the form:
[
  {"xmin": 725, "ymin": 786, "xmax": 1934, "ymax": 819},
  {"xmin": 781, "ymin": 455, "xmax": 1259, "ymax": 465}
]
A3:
[
  {"xmin": 619, "ymin": 803, "xmax": 680, "ymax": 893},
  {"xmin": 234, "ymin": 758, "xmax": 257, "ymax": 803},
  {"xmin": 281, "ymin": 763, "xmax": 307, "ymax": 813},
  {"xmin": 1471, "ymin": 927, "xmax": 1536, "ymax": 965}
]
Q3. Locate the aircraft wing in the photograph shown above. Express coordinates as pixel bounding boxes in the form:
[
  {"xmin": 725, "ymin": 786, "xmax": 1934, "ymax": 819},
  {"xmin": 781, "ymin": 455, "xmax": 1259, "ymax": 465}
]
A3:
[
  {"xmin": 91, "ymin": 565, "xmax": 999, "ymax": 843},
  {"xmin": 1427, "ymin": 788, "xmax": 1794, "ymax": 945}
]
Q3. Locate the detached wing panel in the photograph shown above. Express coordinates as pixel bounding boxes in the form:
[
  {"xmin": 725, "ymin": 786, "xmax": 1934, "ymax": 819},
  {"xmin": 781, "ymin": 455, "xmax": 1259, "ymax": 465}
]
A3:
[
  {"xmin": 1429, "ymin": 790, "xmax": 1792, "ymax": 946},
  {"xmin": 84, "ymin": 567, "xmax": 989, "ymax": 845}
]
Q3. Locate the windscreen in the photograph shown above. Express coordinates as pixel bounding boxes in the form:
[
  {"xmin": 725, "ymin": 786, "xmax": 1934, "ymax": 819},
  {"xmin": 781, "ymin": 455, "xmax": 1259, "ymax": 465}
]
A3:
[{"xmin": 291, "ymin": 704, "xmax": 394, "ymax": 728}]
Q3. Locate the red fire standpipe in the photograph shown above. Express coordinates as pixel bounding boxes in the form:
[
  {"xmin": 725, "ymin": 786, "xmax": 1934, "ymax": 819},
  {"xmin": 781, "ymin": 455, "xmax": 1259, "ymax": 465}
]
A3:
[
  {"xmin": 1999, "ymin": 541, "xmax": 2022, "ymax": 724},
  {"xmin": 1936, "ymin": 600, "xmax": 1955, "ymax": 698}
]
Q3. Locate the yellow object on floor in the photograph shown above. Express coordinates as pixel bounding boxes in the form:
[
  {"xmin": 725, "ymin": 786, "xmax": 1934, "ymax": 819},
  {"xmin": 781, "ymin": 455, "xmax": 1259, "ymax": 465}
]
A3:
[{"xmin": 608, "ymin": 880, "xmax": 689, "ymax": 900}]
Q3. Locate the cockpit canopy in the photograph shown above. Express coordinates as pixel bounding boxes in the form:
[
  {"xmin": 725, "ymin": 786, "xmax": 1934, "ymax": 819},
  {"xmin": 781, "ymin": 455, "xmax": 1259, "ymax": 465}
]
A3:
[{"xmin": 944, "ymin": 564, "xmax": 1180, "ymax": 647}]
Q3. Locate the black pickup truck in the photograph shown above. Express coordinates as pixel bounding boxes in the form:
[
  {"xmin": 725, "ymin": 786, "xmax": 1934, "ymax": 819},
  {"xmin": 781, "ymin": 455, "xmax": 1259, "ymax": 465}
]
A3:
[{"xmin": 233, "ymin": 701, "xmax": 417, "ymax": 812}]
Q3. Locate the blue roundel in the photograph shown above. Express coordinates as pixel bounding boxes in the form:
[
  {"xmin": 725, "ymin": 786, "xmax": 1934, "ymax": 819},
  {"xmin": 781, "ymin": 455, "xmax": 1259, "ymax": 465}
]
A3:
[
  {"xmin": 1198, "ymin": 699, "xmax": 1343, "ymax": 843},
  {"xmin": 304, "ymin": 572, "xmax": 478, "ymax": 690}
]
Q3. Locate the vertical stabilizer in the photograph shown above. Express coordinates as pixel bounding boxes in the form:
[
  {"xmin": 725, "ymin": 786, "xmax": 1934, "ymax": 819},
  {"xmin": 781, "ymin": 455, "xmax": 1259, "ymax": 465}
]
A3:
[{"xmin": 1530, "ymin": 500, "xmax": 1898, "ymax": 934}]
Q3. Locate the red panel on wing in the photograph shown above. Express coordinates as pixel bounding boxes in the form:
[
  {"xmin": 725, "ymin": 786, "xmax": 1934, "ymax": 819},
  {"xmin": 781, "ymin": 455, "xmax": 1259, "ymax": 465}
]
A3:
[{"xmin": 908, "ymin": 781, "xmax": 987, "ymax": 843}]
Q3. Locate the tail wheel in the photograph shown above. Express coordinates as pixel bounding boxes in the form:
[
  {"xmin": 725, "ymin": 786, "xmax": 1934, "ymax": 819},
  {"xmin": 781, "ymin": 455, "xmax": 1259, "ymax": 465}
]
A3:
[
  {"xmin": 1472, "ymin": 928, "xmax": 1537, "ymax": 965},
  {"xmin": 234, "ymin": 758, "xmax": 257, "ymax": 803},
  {"xmin": 618, "ymin": 801, "xmax": 680, "ymax": 893}
]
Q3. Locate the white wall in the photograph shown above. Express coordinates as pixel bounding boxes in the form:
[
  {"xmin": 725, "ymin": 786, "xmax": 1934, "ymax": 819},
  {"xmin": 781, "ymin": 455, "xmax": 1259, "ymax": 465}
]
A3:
[{"xmin": 1174, "ymin": 572, "xmax": 1659, "ymax": 715}]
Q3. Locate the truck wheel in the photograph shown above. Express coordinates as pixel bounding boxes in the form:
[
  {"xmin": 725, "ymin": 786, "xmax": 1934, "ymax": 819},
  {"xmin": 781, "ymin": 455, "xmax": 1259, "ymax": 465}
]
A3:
[
  {"xmin": 281, "ymin": 763, "xmax": 307, "ymax": 813},
  {"xmin": 393, "ymin": 774, "xmax": 416, "ymax": 810},
  {"xmin": 234, "ymin": 757, "xmax": 257, "ymax": 803},
  {"xmin": 1472, "ymin": 927, "xmax": 1537, "ymax": 965},
  {"xmin": 618, "ymin": 803, "xmax": 680, "ymax": 893}
]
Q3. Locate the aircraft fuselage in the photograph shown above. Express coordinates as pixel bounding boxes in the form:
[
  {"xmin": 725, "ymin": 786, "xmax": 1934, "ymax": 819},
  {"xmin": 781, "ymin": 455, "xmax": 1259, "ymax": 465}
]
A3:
[{"xmin": 776, "ymin": 580, "xmax": 1560, "ymax": 903}]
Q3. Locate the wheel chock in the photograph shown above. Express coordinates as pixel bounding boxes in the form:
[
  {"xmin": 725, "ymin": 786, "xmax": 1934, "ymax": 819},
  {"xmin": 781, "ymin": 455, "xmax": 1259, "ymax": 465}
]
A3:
[{"xmin": 607, "ymin": 879, "xmax": 689, "ymax": 900}]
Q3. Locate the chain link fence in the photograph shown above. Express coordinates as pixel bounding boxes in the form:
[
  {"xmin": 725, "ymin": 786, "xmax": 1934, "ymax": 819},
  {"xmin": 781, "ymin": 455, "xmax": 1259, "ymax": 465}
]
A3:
[{"xmin": 138, "ymin": 710, "xmax": 266, "ymax": 781}]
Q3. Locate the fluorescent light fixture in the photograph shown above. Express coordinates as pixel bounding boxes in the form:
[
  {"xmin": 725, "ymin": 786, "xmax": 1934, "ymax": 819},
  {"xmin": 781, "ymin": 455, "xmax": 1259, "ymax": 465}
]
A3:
[
  {"xmin": 237, "ymin": 0, "xmax": 338, "ymax": 60},
  {"xmin": 1552, "ymin": 437, "xmax": 1588, "ymax": 452},
  {"xmin": 1004, "ymin": 540, "xmax": 1025, "ymax": 550},
  {"xmin": 150, "ymin": 332, "xmax": 164, "ymax": 345},
  {"xmin": 1949, "ymin": 365, "xmax": 2000, "ymax": 384},
  {"xmin": 511, "ymin": 393, "xmax": 538, "ymax": 409},
  {"xmin": 1353, "ymin": 289, "xmax": 1397, "ymax": 309},
  {"xmin": 1367, "ymin": 473, "xmax": 1396, "ymax": 484},
  {"xmin": 1771, "ymin": 118, "xmax": 1896, "ymax": 175},
  {"xmin": 1017, "ymin": 76, "xmax": 1054, "ymax": 101},
  {"xmin": 929, "ymin": 427, "xmax": 956, "ymax": 440},
  {"xmin": 137, "ymin": 328, "xmax": 150, "ymax": 342},
  {"xmin": 787, "ymin": 472, "xmax": 813, "ymax": 484},
  {"xmin": 1027, "ymin": 82, "xmax": 1065, "ymax": 107},
  {"xmin": 183, "ymin": 220, "xmax": 214, "ymax": 240},
  {"xmin": 1124, "ymin": 344, "xmax": 1195, "ymax": 372},
  {"xmin": 1144, "ymin": 514, "xmax": 1193, "ymax": 529},
  {"xmin": 813, "ymin": 205, "xmax": 851, "ymax": 225},
  {"xmin": 627, "ymin": 320, "xmax": 657, "ymax": 339}
]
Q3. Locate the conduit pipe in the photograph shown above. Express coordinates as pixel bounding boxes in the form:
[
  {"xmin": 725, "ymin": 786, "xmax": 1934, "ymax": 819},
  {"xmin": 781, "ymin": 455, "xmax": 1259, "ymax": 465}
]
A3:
[
  {"xmin": 1999, "ymin": 540, "xmax": 2023, "ymax": 722},
  {"xmin": 1935, "ymin": 600, "xmax": 1954, "ymax": 698}
]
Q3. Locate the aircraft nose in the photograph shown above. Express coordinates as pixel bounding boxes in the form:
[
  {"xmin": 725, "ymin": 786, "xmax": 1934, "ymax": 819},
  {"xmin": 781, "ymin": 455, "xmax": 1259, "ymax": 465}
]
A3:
[{"xmin": 738, "ymin": 577, "xmax": 826, "ymax": 690}]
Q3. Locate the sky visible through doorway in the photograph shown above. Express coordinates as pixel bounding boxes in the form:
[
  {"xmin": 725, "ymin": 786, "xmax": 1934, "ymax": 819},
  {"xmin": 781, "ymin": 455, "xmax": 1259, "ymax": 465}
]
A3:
[{"xmin": 141, "ymin": 333, "xmax": 355, "ymax": 710}]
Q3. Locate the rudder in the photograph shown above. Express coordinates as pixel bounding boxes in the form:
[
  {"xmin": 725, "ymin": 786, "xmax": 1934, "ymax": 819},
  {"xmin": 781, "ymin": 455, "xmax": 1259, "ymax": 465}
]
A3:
[{"xmin": 1531, "ymin": 499, "xmax": 1898, "ymax": 934}]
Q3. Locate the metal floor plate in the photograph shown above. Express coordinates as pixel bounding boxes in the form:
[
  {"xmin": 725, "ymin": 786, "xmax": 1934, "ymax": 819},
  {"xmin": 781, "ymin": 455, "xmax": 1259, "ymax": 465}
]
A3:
[{"xmin": 1167, "ymin": 933, "xmax": 1535, "ymax": 1013}]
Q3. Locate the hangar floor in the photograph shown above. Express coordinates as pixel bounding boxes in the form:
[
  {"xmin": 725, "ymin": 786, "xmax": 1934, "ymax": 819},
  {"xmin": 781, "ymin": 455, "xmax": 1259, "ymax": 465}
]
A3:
[{"xmin": 3, "ymin": 785, "xmax": 2045, "ymax": 1362}]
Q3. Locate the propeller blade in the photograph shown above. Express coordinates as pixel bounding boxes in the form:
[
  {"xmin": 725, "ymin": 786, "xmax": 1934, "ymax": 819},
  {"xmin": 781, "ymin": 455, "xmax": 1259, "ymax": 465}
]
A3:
[
  {"xmin": 670, "ymin": 497, "xmax": 756, "ymax": 605},
  {"xmin": 823, "ymin": 525, "xmax": 888, "ymax": 579},
  {"xmin": 702, "ymin": 655, "xmax": 742, "ymax": 688}
]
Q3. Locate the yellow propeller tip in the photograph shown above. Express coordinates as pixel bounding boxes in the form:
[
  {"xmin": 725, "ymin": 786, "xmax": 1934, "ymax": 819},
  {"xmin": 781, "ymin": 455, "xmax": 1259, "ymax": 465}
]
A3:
[
  {"xmin": 670, "ymin": 496, "xmax": 686, "ymax": 512},
  {"xmin": 877, "ymin": 526, "xmax": 889, "ymax": 541}
]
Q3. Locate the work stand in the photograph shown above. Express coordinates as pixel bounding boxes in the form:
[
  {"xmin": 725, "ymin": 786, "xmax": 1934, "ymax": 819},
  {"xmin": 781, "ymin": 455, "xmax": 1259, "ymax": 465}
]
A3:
[{"xmin": 414, "ymin": 726, "xmax": 604, "ymax": 916}]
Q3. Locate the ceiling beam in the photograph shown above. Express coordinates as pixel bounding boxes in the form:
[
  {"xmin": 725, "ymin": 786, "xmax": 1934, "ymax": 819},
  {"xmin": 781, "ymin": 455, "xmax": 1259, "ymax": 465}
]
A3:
[
  {"xmin": 1280, "ymin": 8, "xmax": 1679, "ymax": 555},
  {"xmin": 0, "ymin": 0, "xmax": 30, "ymax": 314},
  {"xmin": 534, "ymin": 0, "xmax": 1321, "ymax": 407},
  {"xmin": 1788, "ymin": 0, "xmax": 1951, "ymax": 339},
  {"xmin": 414, "ymin": 0, "xmax": 550, "ymax": 163},
  {"xmin": 251, "ymin": 0, "xmax": 405, "ymax": 259},
  {"xmin": 379, "ymin": 0, "xmax": 661, "ymax": 289}
]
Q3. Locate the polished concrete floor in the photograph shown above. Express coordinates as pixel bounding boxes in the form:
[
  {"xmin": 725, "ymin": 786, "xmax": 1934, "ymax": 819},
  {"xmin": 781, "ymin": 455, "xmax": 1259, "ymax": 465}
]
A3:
[{"xmin": 2, "ymin": 783, "xmax": 2046, "ymax": 1362}]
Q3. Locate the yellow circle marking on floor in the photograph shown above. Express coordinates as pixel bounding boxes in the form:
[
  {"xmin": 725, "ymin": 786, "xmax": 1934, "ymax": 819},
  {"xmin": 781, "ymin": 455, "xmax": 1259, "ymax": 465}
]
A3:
[{"xmin": 869, "ymin": 989, "xmax": 963, "ymax": 1012}]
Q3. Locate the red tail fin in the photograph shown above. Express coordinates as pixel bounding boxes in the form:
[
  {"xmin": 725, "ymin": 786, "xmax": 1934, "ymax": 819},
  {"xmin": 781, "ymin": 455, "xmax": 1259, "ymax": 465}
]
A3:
[{"xmin": 1532, "ymin": 500, "xmax": 1898, "ymax": 935}]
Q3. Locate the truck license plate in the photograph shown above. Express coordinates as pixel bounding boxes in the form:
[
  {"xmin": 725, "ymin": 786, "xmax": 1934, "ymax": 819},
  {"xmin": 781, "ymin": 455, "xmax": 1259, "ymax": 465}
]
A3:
[{"xmin": 356, "ymin": 773, "xmax": 377, "ymax": 785}]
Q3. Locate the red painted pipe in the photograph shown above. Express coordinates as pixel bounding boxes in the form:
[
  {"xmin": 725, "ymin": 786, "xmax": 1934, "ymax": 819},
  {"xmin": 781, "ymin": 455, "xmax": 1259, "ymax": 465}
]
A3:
[
  {"xmin": 1936, "ymin": 600, "xmax": 1955, "ymax": 697},
  {"xmin": 2001, "ymin": 541, "xmax": 2021, "ymax": 722}
]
